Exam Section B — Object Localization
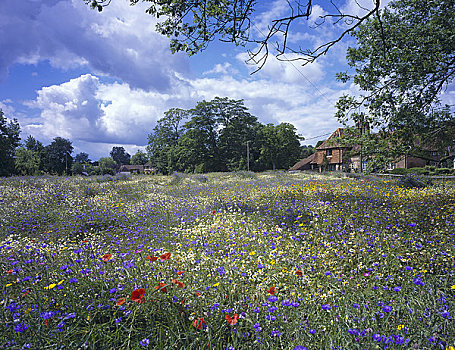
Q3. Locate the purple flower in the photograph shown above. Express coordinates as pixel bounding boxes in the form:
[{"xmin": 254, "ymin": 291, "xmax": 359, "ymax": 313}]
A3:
[
  {"xmin": 441, "ymin": 310, "xmax": 451, "ymax": 319},
  {"xmin": 253, "ymin": 323, "xmax": 262, "ymax": 333},
  {"xmin": 265, "ymin": 315, "xmax": 276, "ymax": 321},
  {"xmin": 393, "ymin": 286, "xmax": 401, "ymax": 292},
  {"xmin": 352, "ymin": 303, "xmax": 360, "ymax": 309},
  {"xmin": 14, "ymin": 323, "xmax": 28, "ymax": 333},
  {"xmin": 414, "ymin": 277, "xmax": 425, "ymax": 286},
  {"xmin": 281, "ymin": 299, "xmax": 292, "ymax": 307},
  {"xmin": 294, "ymin": 347, "xmax": 307, "ymax": 350},
  {"xmin": 347, "ymin": 328, "xmax": 358, "ymax": 335},
  {"xmin": 383, "ymin": 305, "xmax": 393, "ymax": 313},
  {"xmin": 321, "ymin": 304, "xmax": 331, "ymax": 310},
  {"xmin": 372, "ymin": 333, "xmax": 383, "ymax": 342},
  {"xmin": 139, "ymin": 338, "xmax": 149, "ymax": 347},
  {"xmin": 268, "ymin": 295, "xmax": 278, "ymax": 303},
  {"xmin": 254, "ymin": 307, "xmax": 261, "ymax": 313},
  {"xmin": 309, "ymin": 329, "xmax": 316, "ymax": 334},
  {"xmin": 271, "ymin": 329, "xmax": 281, "ymax": 337}
]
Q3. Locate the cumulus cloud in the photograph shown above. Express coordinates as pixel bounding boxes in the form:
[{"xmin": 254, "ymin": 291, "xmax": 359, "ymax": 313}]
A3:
[
  {"xmin": 0, "ymin": 0, "xmax": 188, "ymax": 91},
  {"xmin": 21, "ymin": 65, "xmax": 350, "ymax": 159}
]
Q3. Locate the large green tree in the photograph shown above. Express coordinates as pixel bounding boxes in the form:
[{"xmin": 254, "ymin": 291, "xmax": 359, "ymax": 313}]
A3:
[
  {"xmin": 0, "ymin": 109, "xmax": 21, "ymax": 176},
  {"xmin": 147, "ymin": 108, "xmax": 187, "ymax": 174},
  {"xmin": 15, "ymin": 147, "xmax": 41, "ymax": 175},
  {"xmin": 43, "ymin": 137, "xmax": 74, "ymax": 175},
  {"xmin": 336, "ymin": 0, "xmax": 455, "ymax": 170},
  {"xmin": 131, "ymin": 149, "xmax": 149, "ymax": 165},
  {"xmin": 87, "ymin": 0, "xmax": 382, "ymax": 70},
  {"xmin": 176, "ymin": 100, "xmax": 222, "ymax": 173},
  {"xmin": 257, "ymin": 122, "xmax": 303, "ymax": 170},
  {"xmin": 110, "ymin": 147, "xmax": 131, "ymax": 167}
]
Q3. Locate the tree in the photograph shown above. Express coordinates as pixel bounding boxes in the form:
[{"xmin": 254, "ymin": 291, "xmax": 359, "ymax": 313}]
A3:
[
  {"xmin": 99, "ymin": 157, "xmax": 117, "ymax": 175},
  {"xmin": 131, "ymin": 149, "xmax": 149, "ymax": 165},
  {"xmin": 110, "ymin": 147, "xmax": 131, "ymax": 167},
  {"xmin": 215, "ymin": 97, "xmax": 259, "ymax": 171},
  {"xmin": 74, "ymin": 152, "xmax": 91, "ymax": 164},
  {"xmin": 257, "ymin": 123, "xmax": 303, "ymax": 170},
  {"xmin": 25, "ymin": 135, "xmax": 44, "ymax": 153},
  {"xmin": 15, "ymin": 147, "xmax": 40, "ymax": 176},
  {"xmin": 43, "ymin": 137, "xmax": 74, "ymax": 175},
  {"xmin": 0, "ymin": 109, "xmax": 21, "ymax": 176},
  {"xmin": 147, "ymin": 108, "xmax": 187, "ymax": 174},
  {"xmin": 176, "ymin": 100, "xmax": 222, "ymax": 173},
  {"xmin": 336, "ymin": 0, "xmax": 455, "ymax": 170},
  {"xmin": 87, "ymin": 0, "xmax": 382, "ymax": 71}
]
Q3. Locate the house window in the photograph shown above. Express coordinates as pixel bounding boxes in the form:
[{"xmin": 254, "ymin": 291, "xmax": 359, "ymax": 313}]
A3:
[{"xmin": 326, "ymin": 149, "xmax": 332, "ymax": 157}]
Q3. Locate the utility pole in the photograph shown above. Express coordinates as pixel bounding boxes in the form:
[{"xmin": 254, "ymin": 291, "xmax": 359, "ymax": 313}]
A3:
[{"xmin": 246, "ymin": 141, "xmax": 251, "ymax": 172}]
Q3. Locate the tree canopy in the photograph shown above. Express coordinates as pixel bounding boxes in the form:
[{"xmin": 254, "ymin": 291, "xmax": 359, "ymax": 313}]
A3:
[
  {"xmin": 87, "ymin": 0, "xmax": 382, "ymax": 71},
  {"xmin": 335, "ymin": 0, "xmax": 455, "ymax": 171},
  {"xmin": 0, "ymin": 109, "xmax": 21, "ymax": 177},
  {"xmin": 148, "ymin": 97, "xmax": 303, "ymax": 174}
]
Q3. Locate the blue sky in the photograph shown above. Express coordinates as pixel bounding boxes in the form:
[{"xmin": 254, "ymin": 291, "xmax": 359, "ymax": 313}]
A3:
[{"xmin": 0, "ymin": 0, "xmax": 386, "ymax": 161}]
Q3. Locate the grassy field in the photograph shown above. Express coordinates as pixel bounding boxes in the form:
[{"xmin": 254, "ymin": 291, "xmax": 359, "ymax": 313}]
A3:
[{"xmin": 0, "ymin": 172, "xmax": 454, "ymax": 349}]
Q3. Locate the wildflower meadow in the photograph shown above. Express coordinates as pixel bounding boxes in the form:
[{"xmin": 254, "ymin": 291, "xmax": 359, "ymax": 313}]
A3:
[{"xmin": 1, "ymin": 172, "xmax": 454, "ymax": 349}]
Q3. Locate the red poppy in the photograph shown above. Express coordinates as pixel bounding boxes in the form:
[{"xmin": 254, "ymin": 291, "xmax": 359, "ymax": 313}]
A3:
[
  {"xmin": 6, "ymin": 269, "xmax": 13, "ymax": 274},
  {"xmin": 225, "ymin": 313, "xmax": 239, "ymax": 325},
  {"xmin": 267, "ymin": 286, "xmax": 277, "ymax": 294},
  {"xmin": 115, "ymin": 298, "xmax": 126, "ymax": 306},
  {"xmin": 160, "ymin": 252, "xmax": 171, "ymax": 261},
  {"xmin": 81, "ymin": 240, "xmax": 88, "ymax": 243},
  {"xmin": 195, "ymin": 292, "xmax": 201, "ymax": 297},
  {"xmin": 212, "ymin": 210, "xmax": 216, "ymax": 215},
  {"xmin": 172, "ymin": 279, "xmax": 185, "ymax": 288},
  {"xmin": 176, "ymin": 271, "xmax": 184, "ymax": 275},
  {"xmin": 102, "ymin": 253, "xmax": 112, "ymax": 262},
  {"xmin": 130, "ymin": 288, "xmax": 145, "ymax": 303},
  {"xmin": 146, "ymin": 255, "xmax": 159, "ymax": 261},
  {"xmin": 192, "ymin": 317, "xmax": 205, "ymax": 330},
  {"xmin": 295, "ymin": 270, "xmax": 303, "ymax": 276},
  {"xmin": 154, "ymin": 283, "xmax": 167, "ymax": 293}
]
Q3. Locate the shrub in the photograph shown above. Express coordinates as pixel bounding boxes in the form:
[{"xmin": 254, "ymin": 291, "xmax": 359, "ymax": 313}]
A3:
[
  {"xmin": 388, "ymin": 168, "xmax": 408, "ymax": 175},
  {"xmin": 397, "ymin": 174, "xmax": 432, "ymax": 188},
  {"xmin": 435, "ymin": 167, "xmax": 453, "ymax": 175}
]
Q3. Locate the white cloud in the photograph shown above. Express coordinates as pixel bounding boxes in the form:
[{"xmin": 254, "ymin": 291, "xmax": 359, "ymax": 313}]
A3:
[{"xmin": 0, "ymin": 0, "xmax": 189, "ymax": 91}]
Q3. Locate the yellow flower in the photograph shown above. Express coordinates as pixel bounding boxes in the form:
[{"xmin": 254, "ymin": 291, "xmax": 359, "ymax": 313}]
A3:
[
  {"xmin": 397, "ymin": 324, "xmax": 404, "ymax": 330},
  {"xmin": 44, "ymin": 283, "xmax": 56, "ymax": 290},
  {"xmin": 213, "ymin": 283, "xmax": 220, "ymax": 287},
  {"xmin": 249, "ymin": 251, "xmax": 255, "ymax": 256},
  {"xmin": 450, "ymin": 285, "xmax": 455, "ymax": 290}
]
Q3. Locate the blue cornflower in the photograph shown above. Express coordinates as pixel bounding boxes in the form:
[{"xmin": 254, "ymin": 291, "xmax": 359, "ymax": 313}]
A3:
[
  {"xmin": 14, "ymin": 323, "xmax": 28, "ymax": 333},
  {"xmin": 253, "ymin": 323, "xmax": 262, "ymax": 333},
  {"xmin": 309, "ymin": 329, "xmax": 316, "ymax": 335},
  {"xmin": 139, "ymin": 338, "xmax": 149, "ymax": 347},
  {"xmin": 372, "ymin": 333, "xmax": 383, "ymax": 342},
  {"xmin": 265, "ymin": 315, "xmax": 276, "ymax": 321},
  {"xmin": 393, "ymin": 286, "xmax": 401, "ymax": 292},
  {"xmin": 352, "ymin": 303, "xmax": 360, "ymax": 309},
  {"xmin": 254, "ymin": 307, "xmax": 261, "ymax": 313},
  {"xmin": 321, "ymin": 304, "xmax": 331, "ymax": 310},
  {"xmin": 281, "ymin": 299, "xmax": 291, "ymax": 307},
  {"xmin": 268, "ymin": 306, "xmax": 277, "ymax": 312},
  {"xmin": 268, "ymin": 295, "xmax": 278, "ymax": 303},
  {"xmin": 441, "ymin": 310, "xmax": 451, "ymax": 319},
  {"xmin": 294, "ymin": 347, "xmax": 307, "ymax": 350},
  {"xmin": 271, "ymin": 329, "xmax": 281, "ymax": 337},
  {"xmin": 383, "ymin": 305, "xmax": 393, "ymax": 313}
]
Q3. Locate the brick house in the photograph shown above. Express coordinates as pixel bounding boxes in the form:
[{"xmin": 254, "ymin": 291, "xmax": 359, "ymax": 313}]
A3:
[{"xmin": 290, "ymin": 127, "xmax": 441, "ymax": 172}]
